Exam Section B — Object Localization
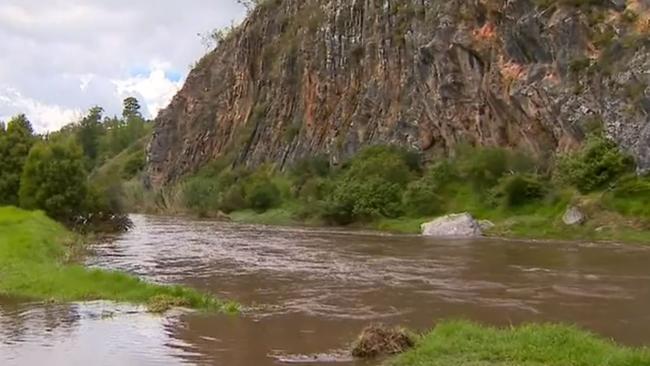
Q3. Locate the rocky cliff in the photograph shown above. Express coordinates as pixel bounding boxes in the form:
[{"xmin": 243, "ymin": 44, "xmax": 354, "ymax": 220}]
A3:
[{"xmin": 147, "ymin": 0, "xmax": 650, "ymax": 187}]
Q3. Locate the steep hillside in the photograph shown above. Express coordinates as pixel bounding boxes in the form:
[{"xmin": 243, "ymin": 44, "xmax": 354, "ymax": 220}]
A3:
[{"xmin": 147, "ymin": 0, "xmax": 650, "ymax": 187}]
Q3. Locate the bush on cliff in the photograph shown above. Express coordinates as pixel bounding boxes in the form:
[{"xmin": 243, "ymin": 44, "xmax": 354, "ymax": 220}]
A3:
[
  {"xmin": 246, "ymin": 178, "xmax": 282, "ymax": 212},
  {"xmin": 490, "ymin": 173, "xmax": 547, "ymax": 208},
  {"xmin": 554, "ymin": 132, "xmax": 634, "ymax": 193},
  {"xmin": 321, "ymin": 145, "xmax": 419, "ymax": 223}
]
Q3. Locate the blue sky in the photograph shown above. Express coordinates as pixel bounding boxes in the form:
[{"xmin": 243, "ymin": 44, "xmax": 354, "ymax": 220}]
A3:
[{"xmin": 0, "ymin": 0, "xmax": 247, "ymax": 132}]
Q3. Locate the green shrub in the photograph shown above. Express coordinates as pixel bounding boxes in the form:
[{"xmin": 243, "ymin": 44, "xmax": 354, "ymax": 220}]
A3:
[
  {"xmin": 246, "ymin": 179, "xmax": 281, "ymax": 212},
  {"xmin": 122, "ymin": 151, "xmax": 145, "ymax": 179},
  {"xmin": 219, "ymin": 185, "xmax": 247, "ymax": 213},
  {"xmin": 554, "ymin": 133, "xmax": 634, "ymax": 193},
  {"xmin": 343, "ymin": 145, "xmax": 418, "ymax": 186},
  {"xmin": 455, "ymin": 146, "xmax": 539, "ymax": 191},
  {"xmin": 19, "ymin": 140, "xmax": 88, "ymax": 220},
  {"xmin": 86, "ymin": 181, "xmax": 125, "ymax": 214},
  {"xmin": 318, "ymin": 145, "xmax": 418, "ymax": 224},
  {"xmin": 402, "ymin": 180, "xmax": 444, "ymax": 217},
  {"xmin": 491, "ymin": 174, "xmax": 547, "ymax": 208},
  {"xmin": 290, "ymin": 156, "xmax": 330, "ymax": 180},
  {"xmin": 603, "ymin": 175, "xmax": 650, "ymax": 218},
  {"xmin": 182, "ymin": 177, "xmax": 221, "ymax": 216},
  {"xmin": 194, "ymin": 156, "xmax": 233, "ymax": 179},
  {"xmin": 298, "ymin": 177, "xmax": 328, "ymax": 203},
  {"xmin": 426, "ymin": 160, "xmax": 459, "ymax": 187},
  {"xmin": 324, "ymin": 177, "xmax": 403, "ymax": 224}
]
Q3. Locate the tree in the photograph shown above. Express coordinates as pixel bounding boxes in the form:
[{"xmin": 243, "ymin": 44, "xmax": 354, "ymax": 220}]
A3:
[
  {"xmin": 0, "ymin": 114, "xmax": 35, "ymax": 205},
  {"xmin": 98, "ymin": 97, "xmax": 148, "ymax": 158},
  {"xmin": 77, "ymin": 106, "xmax": 104, "ymax": 168},
  {"xmin": 19, "ymin": 140, "xmax": 88, "ymax": 220},
  {"xmin": 122, "ymin": 97, "xmax": 146, "ymax": 146},
  {"xmin": 122, "ymin": 97, "xmax": 142, "ymax": 119}
]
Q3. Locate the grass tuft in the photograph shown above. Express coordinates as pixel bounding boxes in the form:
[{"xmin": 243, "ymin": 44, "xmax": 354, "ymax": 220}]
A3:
[{"xmin": 390, "ymin": 320, "xmax": 650, "ymax": 366}]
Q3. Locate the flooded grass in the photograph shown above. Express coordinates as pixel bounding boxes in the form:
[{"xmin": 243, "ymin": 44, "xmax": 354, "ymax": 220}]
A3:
[
  {"xmin": 390, "ymin": 320, "xmax": 650, "ymax": 366},
  {"xmin": 0, "ymin": 207, "xmax": 237, "ymax": 313}
]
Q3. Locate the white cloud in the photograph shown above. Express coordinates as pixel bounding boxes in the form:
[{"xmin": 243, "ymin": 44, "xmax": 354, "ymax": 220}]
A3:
[
  {"xmin": 0, "ymin": 0, "xmax": 247, "ymax": 132},
  {"xmin": 113, "ymin": 62, "xmax": 183, "ymax": 118},
  {"xmin": 0, "ymin": 87, "xmax": 82, "ymax": 132}
]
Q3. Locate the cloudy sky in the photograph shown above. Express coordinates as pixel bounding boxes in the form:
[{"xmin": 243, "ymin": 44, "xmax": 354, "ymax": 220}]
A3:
[{"xmin": 0, "ymin": 0, "xmax": 246, "ymax": 132}]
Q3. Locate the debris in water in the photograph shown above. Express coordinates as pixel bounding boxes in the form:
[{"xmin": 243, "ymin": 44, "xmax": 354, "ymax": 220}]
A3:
[
  {"xmin": 270, "ymin": 350, "xmax": 354, "ymax": 364},
  {"xmin": 351, "ymin": 324, "xmax": 415, "ymax": 358},
  {"xmin": 146, "ymin": 295, "xmax": 191, "ymax": 314}
]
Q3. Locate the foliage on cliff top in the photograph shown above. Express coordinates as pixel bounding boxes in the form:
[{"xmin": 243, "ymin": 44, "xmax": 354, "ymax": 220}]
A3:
[{"xmin": 0, "ymin": 206, "xmax": 237, "ymax": 313}]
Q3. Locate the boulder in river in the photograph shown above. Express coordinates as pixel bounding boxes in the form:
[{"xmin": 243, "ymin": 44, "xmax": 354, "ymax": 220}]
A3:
[
  {"xmin": 563, "ymin": 206, "xmax": 586, "ymax": 226},
  {"xmin": 421, "ymin": 213, "xmax": 483, "ymax": 238}
]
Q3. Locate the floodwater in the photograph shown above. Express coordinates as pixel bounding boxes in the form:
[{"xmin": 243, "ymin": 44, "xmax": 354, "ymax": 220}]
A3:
[{"xmin": 1, "ymin": 214, "xmax": 650, "ymax": 365}]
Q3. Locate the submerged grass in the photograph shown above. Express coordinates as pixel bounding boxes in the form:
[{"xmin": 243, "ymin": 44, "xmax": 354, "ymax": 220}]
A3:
[
  {"xmin": 0, "ymin": 206, "xmax": 238, "ymax": 312},
  {"xmin": 390, "ymin": 320, "xmax": 650, "ymax": 366}
]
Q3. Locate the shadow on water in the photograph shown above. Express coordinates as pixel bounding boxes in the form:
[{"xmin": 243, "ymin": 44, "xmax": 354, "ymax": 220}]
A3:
[{"xmin": 2, "ymin": 214, "xmax": 650, "ymax": 365}]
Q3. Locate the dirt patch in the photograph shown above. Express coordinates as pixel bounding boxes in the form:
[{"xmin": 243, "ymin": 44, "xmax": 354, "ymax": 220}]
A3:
[{"xmin": 351, "ymin": 324, "xmax": 415, "ymax": 358}]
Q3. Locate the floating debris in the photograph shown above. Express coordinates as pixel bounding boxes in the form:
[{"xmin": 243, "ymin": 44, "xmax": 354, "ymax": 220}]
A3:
[
  {"xmin": 351, "ymin": 324, "xmax": 415, "ymax": 358},
  {"xmin": 270, "ymin": 350, "xmax": 354, "ymax": 364}
]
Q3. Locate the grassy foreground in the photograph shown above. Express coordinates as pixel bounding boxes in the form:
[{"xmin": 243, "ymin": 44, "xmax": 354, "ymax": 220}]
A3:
[
  {"xmin": 0, "ymin": 206, "xmax": 236, "ymax": 312},
  {"xmin": 391, "ymin": 321, "xmax": 650, "ymax": 366}
]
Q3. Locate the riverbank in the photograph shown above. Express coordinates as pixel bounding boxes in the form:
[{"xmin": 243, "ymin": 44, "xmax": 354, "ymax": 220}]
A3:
[
  {"xmin": 390, "ymin": 321, "xmax": 650, "ymax": 365},
  {"xmin": 221, "ymin": 202, "xmax": 650, "ymax": 244},
  {"xmin": 0, "ymin": 206, "xmax": 237, "ymax": 313},
  {"xmin": 123, "ymin": 139, "xmax": 650, "ymax": 245}
]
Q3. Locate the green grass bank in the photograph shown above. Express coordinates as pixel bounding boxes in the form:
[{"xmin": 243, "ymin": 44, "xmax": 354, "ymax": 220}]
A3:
[
  {"xmin": 390, "ymin": 321, "xmax": 650, "ymax": 366},
  {"xmin": 0, "ymin": 206, "xmax": 237, "ymax": 313}
]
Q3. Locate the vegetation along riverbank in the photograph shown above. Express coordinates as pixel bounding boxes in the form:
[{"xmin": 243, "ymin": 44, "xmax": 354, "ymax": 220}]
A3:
[
  {"xmin": 103, "ymin": 128, "xmax": 650, "ymax": 244},
  {"xmin": 0, "ymin": 206, "xmax": 237, "ymax": 313},
  {"xmin": 387, "ymin": 320, "xmax": 650, "ymax": 366}
]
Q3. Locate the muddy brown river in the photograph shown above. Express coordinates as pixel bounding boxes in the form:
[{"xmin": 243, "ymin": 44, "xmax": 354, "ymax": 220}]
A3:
[{"xmin": 1, "ymin": 214, "xmax": 650, "ymax": 365}]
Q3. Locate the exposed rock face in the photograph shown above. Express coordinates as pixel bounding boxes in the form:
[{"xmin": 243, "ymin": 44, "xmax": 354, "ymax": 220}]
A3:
[
  {"xmin": 147, "ymin": 0, "xmax": 650, "ymax": 187},
  {"xmin": 421, "ymin": 213, "xmax": 483, "ymax": 237}
]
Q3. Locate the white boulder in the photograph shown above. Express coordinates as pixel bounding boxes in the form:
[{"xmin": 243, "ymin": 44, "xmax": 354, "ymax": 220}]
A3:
[
  {"xmin": 421, "ymin": 213, "xmax": 483, "ymax": 238},
  {"xmin": 563, "ymin": 206, "xmax": 586, "ymax": 226}
]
